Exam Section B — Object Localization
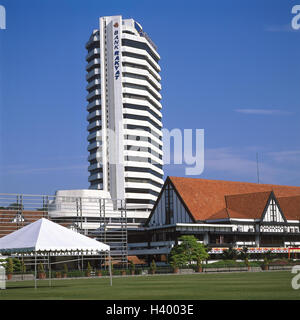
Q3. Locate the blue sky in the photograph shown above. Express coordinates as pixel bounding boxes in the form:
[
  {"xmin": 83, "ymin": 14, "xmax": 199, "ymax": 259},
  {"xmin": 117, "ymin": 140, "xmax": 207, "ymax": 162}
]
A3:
[{"xmin": 0, "ymin": 0, "xmax": 299, "ymax": 194}]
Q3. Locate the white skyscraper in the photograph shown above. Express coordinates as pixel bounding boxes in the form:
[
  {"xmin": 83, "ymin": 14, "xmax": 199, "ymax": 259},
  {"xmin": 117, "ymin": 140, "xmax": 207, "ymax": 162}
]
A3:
[{"xmin": 86, "ymin": 15, "xmax": 163, "ymax": 221}]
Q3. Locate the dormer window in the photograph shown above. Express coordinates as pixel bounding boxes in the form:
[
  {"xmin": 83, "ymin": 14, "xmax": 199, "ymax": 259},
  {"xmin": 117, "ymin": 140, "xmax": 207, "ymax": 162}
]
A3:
[{"xmin": 270, "ymin": 199, "xmax": 277, "ymax": 222}]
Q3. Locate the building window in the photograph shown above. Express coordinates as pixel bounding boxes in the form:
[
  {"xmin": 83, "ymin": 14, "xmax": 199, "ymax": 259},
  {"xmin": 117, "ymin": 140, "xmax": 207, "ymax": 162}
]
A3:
[
  {"xmin": 165, "ymin": 183, "xmax": 173, "ymax": 225},
  {"xmin": 270, "ymin": 199, "xmax": 277, "ymax": 222}
]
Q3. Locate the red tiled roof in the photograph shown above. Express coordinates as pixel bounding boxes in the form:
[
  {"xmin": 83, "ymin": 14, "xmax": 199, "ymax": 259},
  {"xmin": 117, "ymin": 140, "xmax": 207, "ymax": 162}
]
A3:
[
  {"xmin": 225, "ymin": 191, "xmax": 272, "ymax": 219},
  {"xmin": 0, "ymin": 210, "xmax": 46, "ymax": 237},
  {"xmin": 169, "ymin": 177, "xmax": 300, "ymax": 221},
  {"xmin": 206, "ymin": 208, "xmax": 230, "ymax": 220},
  {"xmin": 128, "ymin": 256, "xmax": 147, "ymax": 265},
  {"xmin": 207, "ymin": 207, "xmax": 250, "ymax": 220},
  {"xmin": 277, "ymin": 196, "xmax": 300, "ymax": 220}
]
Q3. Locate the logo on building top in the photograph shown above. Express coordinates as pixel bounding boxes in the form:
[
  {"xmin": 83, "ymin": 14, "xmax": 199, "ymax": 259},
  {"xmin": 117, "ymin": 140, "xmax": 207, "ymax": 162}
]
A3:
[{"xmin": 113, "ymin": 21, "xmax": 120, "ymax": 80}]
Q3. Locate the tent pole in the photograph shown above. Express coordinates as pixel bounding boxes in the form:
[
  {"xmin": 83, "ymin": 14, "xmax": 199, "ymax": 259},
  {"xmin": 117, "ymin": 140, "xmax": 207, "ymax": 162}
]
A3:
[
  {"xmin": 34, "ymin": 251, "xmax": 37, "ymax": 289},
  {"xmin": 22, "ymin": 253, "xmax": 24, "ymax": 281},
  {"xmin": 109, "ymin": 250, "xmax": 112, "ymax": 286},
  {"xmin": 48, "ymin": 252, "xmax": 51, "ymax": 287}
]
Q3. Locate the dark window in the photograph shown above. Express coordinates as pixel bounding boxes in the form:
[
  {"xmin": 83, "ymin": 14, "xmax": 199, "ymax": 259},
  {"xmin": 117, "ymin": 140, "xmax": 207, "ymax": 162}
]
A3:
[
  {"xmin": 124, "ymin": 124, "xmax": 161, "ymax": 140},
  {"xmin": 165, "ymin": 183, "xmax": 174, "ymax": 225},
  {"xmin": 126, "ymin": 198, "xmax": 156, "ymax": 205},
  {"xmin": 125, "ymin": 177, "xmax": 162, "ymax": 188},
  {"xmin": 123, "ymin": 113, "xmax": 162, "ymax": 130},
  {"xmin": 123, "ymin": 104, "xmax": 162, "ymax": 122},
  {"xmin": 122, "ymin": 39, "xmax": 159, "ymax": 63},
  {"xmin": 125, "ymin": 188, "xmax": 159, "ymax": 197},
  {"xmin": 270, "ymin": 199, "xmax": 277, "ymax": 222},
  {"xmin": 125, "ymin": 166, "xmax": 163, "ymax": 179}
]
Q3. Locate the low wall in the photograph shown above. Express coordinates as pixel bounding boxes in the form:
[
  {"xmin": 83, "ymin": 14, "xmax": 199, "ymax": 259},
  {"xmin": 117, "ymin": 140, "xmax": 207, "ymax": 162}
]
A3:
[
  {"xmin": 203, "ymin": 267, "xmax": 249, "ymax": 273},
  {"xmin": 179, "ymin": 269, "xmax": 194, "ymax": 274},
  {"xmin": 269, "ymin": 265, "xmax": 293, "ymax": 271},
  {"xmin": 10, "ymin": 274, "xmax": 35, "ymax": 281}
]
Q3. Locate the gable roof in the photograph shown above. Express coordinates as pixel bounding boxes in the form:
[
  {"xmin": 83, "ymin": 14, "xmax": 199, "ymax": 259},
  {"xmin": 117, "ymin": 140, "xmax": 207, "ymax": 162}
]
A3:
[
  {"xmin": 225, "ymin": 191, "xmax": 272, "ymax": 220},
  {"xmin": 277, "ymin": 196, "xmax": 300, "ymax": 220},
  {"xmin": 168, "ymin": 177, "xmax": 300, "ymax": 221}
]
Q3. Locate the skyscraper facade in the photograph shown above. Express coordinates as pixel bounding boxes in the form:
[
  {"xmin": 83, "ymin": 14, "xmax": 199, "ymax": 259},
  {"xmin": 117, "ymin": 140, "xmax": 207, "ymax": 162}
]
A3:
[{"xmin": 86, "ymin": 16, "xmax": 163, "ymax": 221}]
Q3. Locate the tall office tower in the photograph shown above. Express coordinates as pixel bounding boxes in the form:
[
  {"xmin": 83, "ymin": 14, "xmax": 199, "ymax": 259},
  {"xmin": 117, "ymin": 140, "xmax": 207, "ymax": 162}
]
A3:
[{"xmin": 85, "ymin": 16, "xmax": 163, "ymax": 222}]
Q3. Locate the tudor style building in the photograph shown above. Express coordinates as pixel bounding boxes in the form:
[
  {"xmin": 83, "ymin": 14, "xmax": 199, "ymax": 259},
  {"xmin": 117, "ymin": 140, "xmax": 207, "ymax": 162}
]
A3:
[{"xmin": 127, "ymin": 177, "xmax": 300, "ymax": 260}]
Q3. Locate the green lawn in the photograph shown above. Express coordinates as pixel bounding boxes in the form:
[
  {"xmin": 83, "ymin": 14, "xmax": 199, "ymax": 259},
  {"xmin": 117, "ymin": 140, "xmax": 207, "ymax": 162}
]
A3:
[{"xmin": 0, "ymin": 271, "xmax": 299, "ymax": 300}]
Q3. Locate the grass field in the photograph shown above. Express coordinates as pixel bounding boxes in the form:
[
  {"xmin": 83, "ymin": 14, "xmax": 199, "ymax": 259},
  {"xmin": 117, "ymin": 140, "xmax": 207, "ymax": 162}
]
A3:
[{"xmin": 0, "ymin": 271, "xmax": 299, "ymax": 300}]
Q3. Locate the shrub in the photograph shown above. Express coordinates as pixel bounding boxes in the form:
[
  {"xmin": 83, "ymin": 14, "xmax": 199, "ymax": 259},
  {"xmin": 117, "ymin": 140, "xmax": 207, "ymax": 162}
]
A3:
[
  {"xmin": 101, "ymin": 270, "xmax": 110, "ymax": 276},
  {"xmin": 55, "ymin": 271, "xmax": 61, "ymax": 278},
  {"xmin": 21, "ymin": 260, "xmax": 26, "ymax": 273},
  {"xmin": 66, "ymin": 270, "xmax": 85, "ymax": 278},
  {"xmin": 155, "ymin": 267, "xmax": 173, "ymax": 274},
  {"xmin": 136, "ymin": 269, "xmax": 143, "ymax": 275},
  {"xmin": 38, "ymin": 262, "xmax": 45, "ymax": 274},
  {"xmin": 245, "ymin": 257, "xmax": 250, "ymax": 267},
  {"xmin": 129, "ymin": 261, "xmax": 135, "ymax": 273},
  {"xmin": 222, "ymin": 248, "xmax": 238, "ymax": 260},
  {"xmin": 113, "ymin": 269, "xmax": 121, "ymax": 276},
  {"xmin": 12, "ymin": 258, "xmax": 21, "ymax": 272},
  {"xmin": 6, "ymin": 258, "xmax": 14, "ymax": 274},
  {"xmin": 170, "ymin": 258, "xmax": 179, "ymax": 270},
  {"xmin": 203, "ymin": 260, "xmax": 260, "ymax": 269},
  {"xmin": 269, "ymin": 258, "xmax": 296, "ymax": 266},
  {"xmin": 87, "ymin": 262, "xmax": 92, "ymax": 275},
  {"xmin": 63, "ymin": 264, "xmax": 68, "ymax": 275},
  {"xmin": 150, "ymin": 260, "xmax": 156, "ymax": 273}
]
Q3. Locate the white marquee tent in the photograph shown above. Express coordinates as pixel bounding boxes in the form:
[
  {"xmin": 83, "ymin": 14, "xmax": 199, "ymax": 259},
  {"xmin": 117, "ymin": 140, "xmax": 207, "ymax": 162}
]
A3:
[{"xmin": 0, "ymin": 218, "xmax": 112, "ymax": 287}]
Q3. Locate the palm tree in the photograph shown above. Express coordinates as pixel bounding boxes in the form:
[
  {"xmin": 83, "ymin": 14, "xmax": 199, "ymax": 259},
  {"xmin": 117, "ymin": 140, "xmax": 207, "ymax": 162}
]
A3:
[
  {"xmin": 239, "ymin": 246, "xmax": 249, "ymax": 260},
  {"xmin": 222, "ymin": 248, "xmax": 238, "ymax": 260}
]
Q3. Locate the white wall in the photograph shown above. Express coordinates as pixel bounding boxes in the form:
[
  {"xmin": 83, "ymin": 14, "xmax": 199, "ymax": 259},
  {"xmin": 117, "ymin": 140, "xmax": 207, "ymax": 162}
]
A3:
[{"xmin": 263, "ymin": 199, "xmax": 284, "ymax": 223}]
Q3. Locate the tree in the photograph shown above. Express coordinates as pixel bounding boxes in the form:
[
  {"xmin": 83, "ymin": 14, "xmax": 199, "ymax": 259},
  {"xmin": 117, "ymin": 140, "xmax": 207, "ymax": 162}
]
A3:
[
  {"xmin": 263, "ymin": 250, "xmax": 273, "ymax": 265},
  {"xmin": 129, "ymin": 261, "xmax": 135, "ymax": 274},
  {"xmin": 222, "ymin": 247, "xmax": 238, "ymax": 260},
  {"xmin": 6, "ymin": 258, "xmax": 14, "ymax": 274},
  {"xmin": 170, "ymin": 235, "xmax": 209, "ymax": 267},
  {"xmin": 239, "ymin": 247, "xmax": 249, "ymax": 260},
  {"xmin": 6, "ymin": 203, "xmax": 24, "ymax": 211},
  {"xmin": 170, "ymin": 256, "xmax": 179, "ymax": 269},
  {"xmin": 12, "ymin": 258, "xmax": 21, "ymax": 272},
  {"xmin": 150, "ymin": 260, "xmax": 156, "ymax": 274},
  {"xmin": 86, "ymin": 262, "xmax": 92, "ymax": 276},
  {"xmin": 21, "ymin": 260, "xmax": 26, "ymax": 273},
  {"xmin": 63, "ymin": 264, "xmax": 68, "ymax": 275},
  {"xmin": 38, "ymin": 262, "xmax": 45, "ymax": 274}
]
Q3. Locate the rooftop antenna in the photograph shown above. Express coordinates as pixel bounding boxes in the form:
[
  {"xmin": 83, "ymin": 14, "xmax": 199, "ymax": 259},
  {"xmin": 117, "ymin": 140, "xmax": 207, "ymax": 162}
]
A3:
[{"xmin": 256, "ymin": 152, "xmax": 260, "ymax": 184}]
